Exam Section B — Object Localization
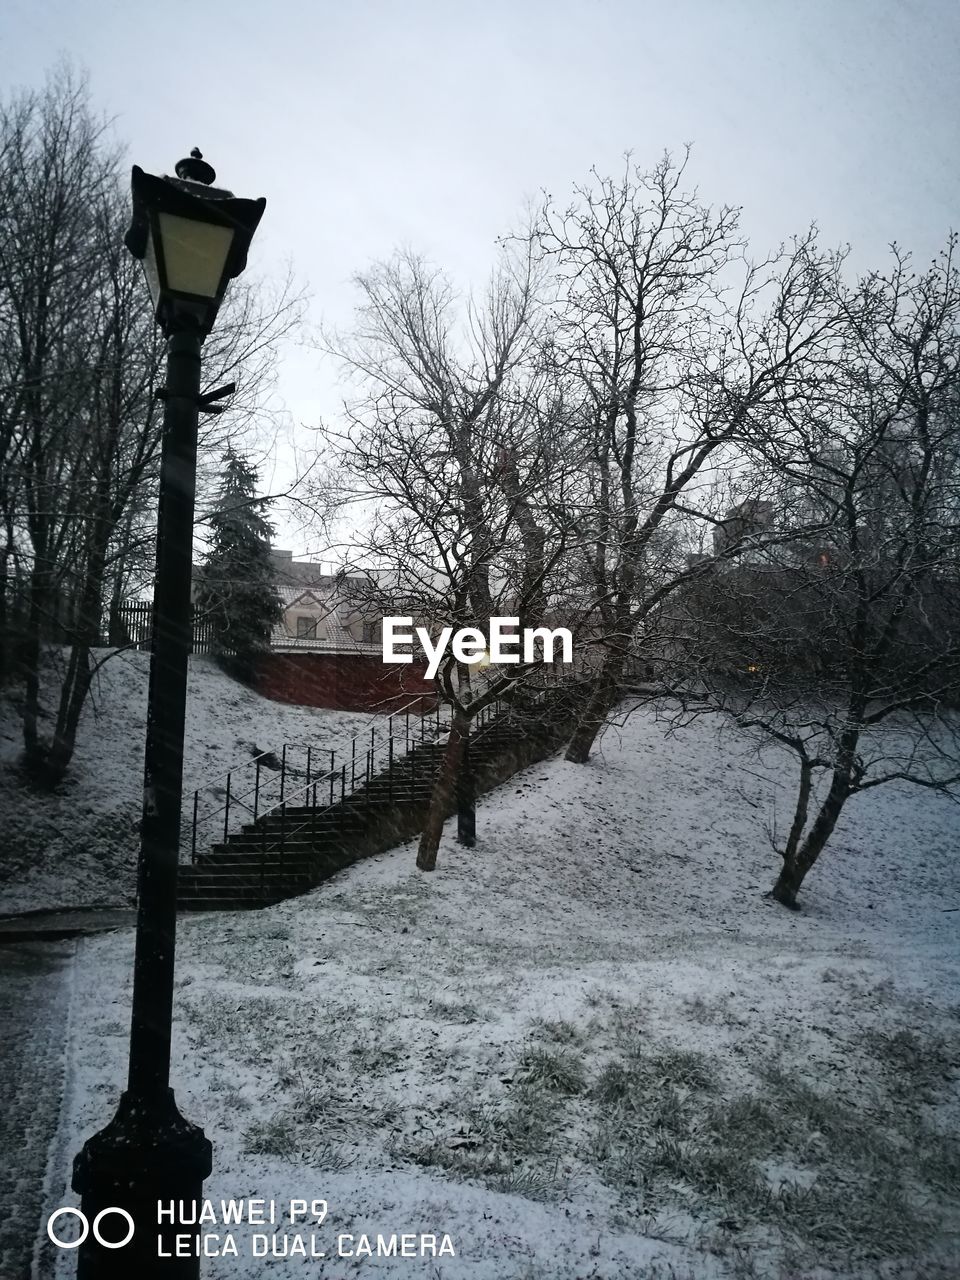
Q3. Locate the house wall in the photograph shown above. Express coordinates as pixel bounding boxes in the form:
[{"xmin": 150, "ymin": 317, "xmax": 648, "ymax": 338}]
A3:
[
  {"xmin": 280, "ymin": 598, "xmax": 382, "ymax": 644},
  {"xmin": 256, "ymin": 652, "xmax": 436, "ymax": 713},
  {"xmin": 282, "ymin": 603, "xmax": 332, "ymax": 640}
]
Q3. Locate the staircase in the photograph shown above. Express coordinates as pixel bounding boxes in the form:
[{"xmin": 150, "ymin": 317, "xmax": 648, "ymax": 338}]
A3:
[{"xmin": 177, "ymin": 679, "xmax": 583, "ymax": 912}]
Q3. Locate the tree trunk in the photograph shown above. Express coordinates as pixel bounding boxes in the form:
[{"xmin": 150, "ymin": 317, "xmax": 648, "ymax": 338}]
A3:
[
  {"xmin": 772, "ymin": 766, "xmax": 851, "ymax": 908},
  {"xmin": 40, "ymin": 512, "xmax": 113, "ymax": 785},
  {"xmin": 417, "ymin": 705, "xmax": 469, "ymax": 871},
  {"xmin": 42, "ymin": 641, "xmax": 95, "ymax": 785},
  {"xmin": 456, "ymin": 725, "xmax": 475, "ymax": 847},
  {"xmin": 21, "ymin": 560, "xmax": 50, "ymax": 775},
  {"xmin": 565, "ymin": 649, "xmax": 625, "ymax": 763},
  {"xmin": 781, "ymin": 755, "xmax": 813, "ymax": 866},
  {"xmin": 0, "ymin": 545, "xmax": 8, "ymax": 684}
]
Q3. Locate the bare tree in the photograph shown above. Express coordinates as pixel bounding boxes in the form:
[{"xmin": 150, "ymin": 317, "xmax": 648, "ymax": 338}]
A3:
[
  {"xmin": 0, "ymin": 67, "xmax": 303, "ymax": 783},
  {"xmin": 530, "ymin": 153, "xmax": 843, "ymax": 763},
  {"xmin": 0, "ymin": 68, "xmax": 116, "ymax": 773},
  {"xmin": 664, "ymin": 239, "xmax": 960, "ymax": 907},
  {"xmin": 319, "ymin": 245, "xmax": 579, "ymax": 870}
]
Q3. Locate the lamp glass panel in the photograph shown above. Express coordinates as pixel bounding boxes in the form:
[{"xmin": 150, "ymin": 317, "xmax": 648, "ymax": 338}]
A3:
[
  {"xmin": 142, "ymin": 227, "xmax": 163, "ymax": 310},
  {"xmin": 156, "ymin": 212, "xmax": 234, "ymax": 299}
]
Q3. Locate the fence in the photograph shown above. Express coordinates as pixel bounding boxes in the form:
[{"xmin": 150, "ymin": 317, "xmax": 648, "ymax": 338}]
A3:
[{"xmin": 103, "ymin": 601, "xmax": 216, "ymax": 654}]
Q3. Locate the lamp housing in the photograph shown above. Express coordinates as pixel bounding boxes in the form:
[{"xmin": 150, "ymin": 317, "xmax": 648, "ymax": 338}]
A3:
[{"xmin": 124, "ymin": 152, "xmax": 265, "ymax": 337}]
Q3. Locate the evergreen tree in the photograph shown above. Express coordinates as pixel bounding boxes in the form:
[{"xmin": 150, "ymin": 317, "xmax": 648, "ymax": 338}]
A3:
[{"xmin": 196, "ymin": 448, "xmax": 283, "ymax": 683}]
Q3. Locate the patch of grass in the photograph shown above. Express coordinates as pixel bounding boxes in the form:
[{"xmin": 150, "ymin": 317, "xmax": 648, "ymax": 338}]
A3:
[
  {"xmin": 529, "ymin": 1017, "xmax": 583, "ymax": 1045},
  {"xmin": 586, "ymin": 1036, "xmax": 960, "ymax": 1270},
  {"xmin": 593, "ymin": 1044, "xmax": 716, "ymax": 1112},
  {"xmin": 429, "ymin": 998, "xmax": 481, "ymax": 1024},
  {"xmin": 389, "ymin": 1069, "xmax": 572, "ymax": 1206},
  {"xmin": 861, "ymin": 1026, "xmax": 960, "ymax": 1101},
  {"xmin": 681, "ymin": 994, "xmax": 720, "ymax": 1024},
  {"xmin": 709, "ymin": 1091, "xmax": 785, "ymax": 1150},
  {"xmin": 242, "ymin": 1111, "xmax": 298, "ymax": 1157},
  {"xmin": 648, "ymin": 1047, "xmax": 717, "ymax": 1091},
  {"xmin": 515, "ymin": 1045, "xmax": 587, "ymax": 1095},
  {"xmin": 345, "ymin": 1032, "xmax": 407, "ymax": 1078},
  {"xmin": 468, "ymin": 1084, "xmax": 564, "ymax": 1158},
  {"xmin": 220, "ymin": 1087, "xmax": 251, "ymax": 1111},
  {"xmin": 291, "ymin": 1076, "xmax": 327, "ymax": 1123},
  {"xmin": 594, "ymin": 1061, "xmax": 635, "ymax": 1108},
  {"xmin": 258, "ymin": 923, "xmax": 291, "ymax": 941},
  {"xmin": 914, "ymin": 1126, "xmax": 960, "ymax": 1196},
  {"xmin": 607, "ymin": 998, "xmax": 650, "ymax": 1044},
  {"xmin": 304, "ymin": 1139, "xmax": 354, "ymax": 1171},
  {"xmin": 486, "ymin": 1163, "xmax": 564, "ymax": 1201}
]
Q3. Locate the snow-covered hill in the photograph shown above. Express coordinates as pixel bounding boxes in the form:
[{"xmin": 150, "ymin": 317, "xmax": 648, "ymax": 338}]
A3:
[
  {"xmin": 0, "ymin": 650, "xmax": 374, "ymax": 914},
  {"xmin": 48, "ymin": 701, "xmax": 960, "ymax": 1279}
]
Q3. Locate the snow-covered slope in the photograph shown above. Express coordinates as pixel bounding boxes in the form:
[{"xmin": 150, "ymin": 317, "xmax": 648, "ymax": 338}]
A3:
[
  {"xmin": 48, "ymin": 702, "xmax": 960, "ymax": 1279},
  {"xmin": 0, "ymin": 650, "xmax": 374, "ymax": 914}
]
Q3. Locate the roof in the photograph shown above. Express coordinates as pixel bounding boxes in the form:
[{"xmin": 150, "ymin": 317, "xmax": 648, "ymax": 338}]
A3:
[
  {"xmin": 268, "ymin": 549, "xmax": 365, "ymax": 592},
  {"xmin": 268, "ymin": 620, "xmax": 381, "ymax": 654},
  {"xmin": 277, "ymin": 585, "xmax": 332, "ymax": 608}
]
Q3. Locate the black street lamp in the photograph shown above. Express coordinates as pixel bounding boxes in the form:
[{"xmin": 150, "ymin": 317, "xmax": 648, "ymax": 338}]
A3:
[{"xmin": 71, "ymin": 150, "xmax": 265, "ymax": 1278}]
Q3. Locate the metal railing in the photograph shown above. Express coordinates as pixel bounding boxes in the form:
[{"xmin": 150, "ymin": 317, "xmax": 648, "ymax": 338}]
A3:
[
  {"xmin": 182, "ymin": 663, "xmax": 591, "ymax": 906},
  {"xmin": 184, "ymin": 695, "xmax": 448, "ymax": 863}
]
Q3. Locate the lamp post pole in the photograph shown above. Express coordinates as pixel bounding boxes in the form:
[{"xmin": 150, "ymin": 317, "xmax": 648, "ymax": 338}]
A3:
[
  {"xmin": 70, "ymin": 150, "xmax": 264, "ymax": 1278},
  {"xmin": 71, "ymin": 327, "xmax": 211, "ymax": 1279},
  {"xmin": 129, "ymin": 327, "xmax": 203, "ymax": 1094}
]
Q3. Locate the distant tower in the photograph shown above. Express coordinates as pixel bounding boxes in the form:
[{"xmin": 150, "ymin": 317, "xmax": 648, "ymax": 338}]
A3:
[{"xmin": 712, "ymin": 499, "xmax": 775, "ymax": 556}]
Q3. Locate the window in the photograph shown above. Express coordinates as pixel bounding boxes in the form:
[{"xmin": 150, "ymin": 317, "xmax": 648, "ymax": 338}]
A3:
[
  {"xmin": 296, "ymin": 616, "xmax": 318, "ymax": 639},
  {"xmin": 362, "ymin": 621, "xmax": 378, "ymax": 644}
]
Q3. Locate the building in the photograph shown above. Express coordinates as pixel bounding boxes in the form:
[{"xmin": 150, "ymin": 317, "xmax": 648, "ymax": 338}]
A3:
[
  {"xmin": 711, "ymin": 500, "xmax": 776, "ymax": 557},
  {"xmin": 266, "ymin": 550, "xmax": 382, "ymax": 653},
  {"xmin": 189, "ymin": 548, "xmax": 434, "ymax": 713}
]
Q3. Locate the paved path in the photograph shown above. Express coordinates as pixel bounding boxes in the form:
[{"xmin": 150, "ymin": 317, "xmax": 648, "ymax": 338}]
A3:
[
  {"xmin": 0, "ymin": 940, "xmax": 75, "ymax": 1280},
  {"xmin": 0, "ymin": 908, "xmax": 135, "ymax": 943}
]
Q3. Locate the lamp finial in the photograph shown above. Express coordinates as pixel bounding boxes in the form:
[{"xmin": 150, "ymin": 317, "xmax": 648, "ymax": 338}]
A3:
[{"xmin": 175, "ymin": 149, "xmax": 216, "ymax": 185}]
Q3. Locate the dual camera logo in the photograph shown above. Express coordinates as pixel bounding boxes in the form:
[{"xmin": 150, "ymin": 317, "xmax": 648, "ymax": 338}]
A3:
[{"xmin": 47, "ymin": 1207, "xmax": 135, "ymax": 1250}]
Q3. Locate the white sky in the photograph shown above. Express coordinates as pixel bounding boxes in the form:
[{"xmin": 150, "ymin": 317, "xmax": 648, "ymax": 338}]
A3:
[{"xmin": 3, "ymin": 0, "xmax": 959, "ymax": 555}]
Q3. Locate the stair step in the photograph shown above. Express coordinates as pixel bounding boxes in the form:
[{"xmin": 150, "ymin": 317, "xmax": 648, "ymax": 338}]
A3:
[
  {"xmin": 179, "ymin": 897, "xmax": 283, "ymax": 912},
  {"xmin": 243, "ymin": 810, "xmax": 367, "ymax": 828},
  {"xmin": 192, "ymin": 854, "xmax": 350, "ymax": 876},
  {"xmin": 179, "ymin": 879, "xmax": 311, "ymax": 897},
  {"xmin": 209, "ymin": 848, "xmax": 336, "ymax": 864},
  {"xmin": 230, "ymin": 827, "xmax": 350, "ymax": 842},
  {"xmin": 234, "ymin": 825, "xmax": 355, "ymax": 842},
  {"xmin": 181, "ymin": 864, "xmax": 314, "ymax": 881},
  {"xmin": 200, "ymin": 847, "xmax": 335, "ymax": 865},
  {"xmin": 241, "ymin": 814, "xmax": 371, "ymax": 831},
  {"xmin": 183, "ymin": 690, "xmax": 581, "ymax": 913}
]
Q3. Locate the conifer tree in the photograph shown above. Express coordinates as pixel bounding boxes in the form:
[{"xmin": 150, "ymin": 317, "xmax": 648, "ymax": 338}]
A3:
[{"xmin": 196, "ymin": 448, "xmax": 282, "ymax": 683}]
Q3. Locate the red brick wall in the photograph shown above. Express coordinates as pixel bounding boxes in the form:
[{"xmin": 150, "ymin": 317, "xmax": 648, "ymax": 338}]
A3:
[{"xmin": 256, "ymin": 652, "xmax": 437, "ymax": 714}]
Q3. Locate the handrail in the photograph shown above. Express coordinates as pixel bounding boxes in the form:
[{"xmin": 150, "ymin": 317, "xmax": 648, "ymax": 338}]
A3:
[
  {"xmin": 196, "ymin": 672, "xmax": 581, "ymax": 881},
  {"xmin": 185, "ymin": 693, "xmax": 444, "ymax": 860},
  {"xmin": 196, "ymin": 718, "xmax": 453, "ymax": 883},
  {"xmin": 188, "ymin": 689, "xmax": 437, "ymax": 791},
  {"xmin": 184, "ymin": 663, "xmax": 588, "ymax": 868}
]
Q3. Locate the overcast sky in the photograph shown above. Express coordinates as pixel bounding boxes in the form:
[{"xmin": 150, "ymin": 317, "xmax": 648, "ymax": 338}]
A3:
[{"xmin": 3, "ymin": 0, "xmax": 959, "ymax": 555}]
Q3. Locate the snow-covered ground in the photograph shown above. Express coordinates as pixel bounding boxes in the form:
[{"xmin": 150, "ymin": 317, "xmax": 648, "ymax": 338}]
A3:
[
  {"xmin": 42, "ymin": 703, "xmax": 960, "ymax": 1279},
  {"xmin": 0, "ymin": 650, "xmax": 376, "ymax": 914}
]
